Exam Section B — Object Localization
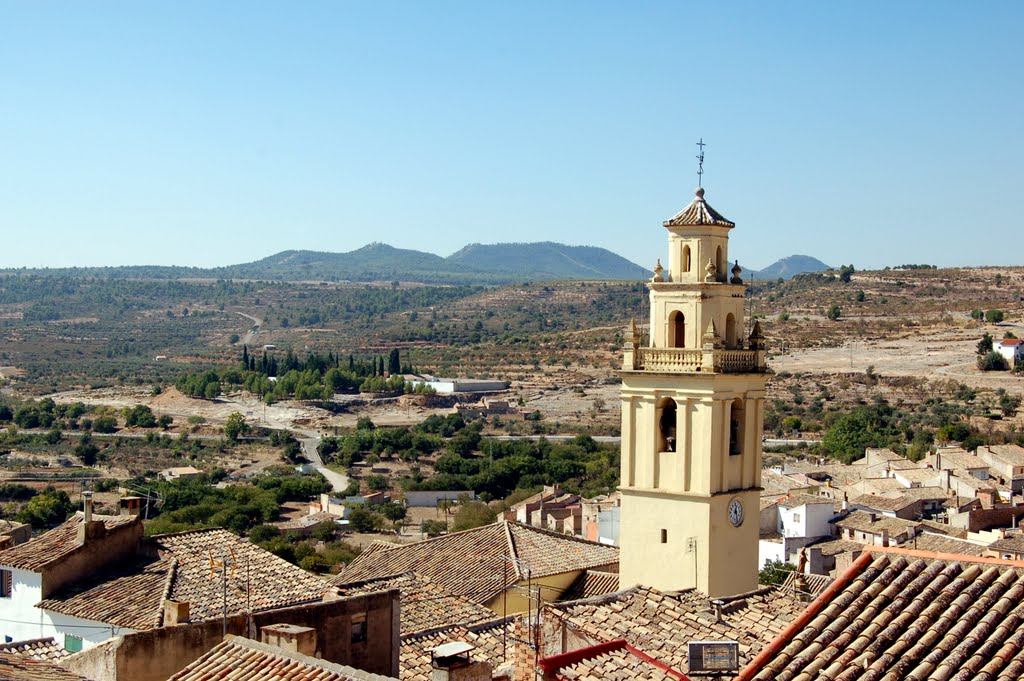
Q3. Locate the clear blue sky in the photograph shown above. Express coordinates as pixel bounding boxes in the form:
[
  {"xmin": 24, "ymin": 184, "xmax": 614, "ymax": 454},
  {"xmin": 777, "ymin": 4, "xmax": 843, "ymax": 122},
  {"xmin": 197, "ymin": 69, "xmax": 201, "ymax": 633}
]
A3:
[{"xmin": 2, "ymin": 2, "xmax": 1021, "ymax": 271}]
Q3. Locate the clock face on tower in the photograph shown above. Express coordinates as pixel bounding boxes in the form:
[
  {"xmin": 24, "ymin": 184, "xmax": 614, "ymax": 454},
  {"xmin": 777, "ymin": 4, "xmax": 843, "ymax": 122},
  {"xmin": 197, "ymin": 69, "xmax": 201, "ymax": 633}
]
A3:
[{"xmin": 728, "ymin": 498, "xmax": 744, "ymax": 527}]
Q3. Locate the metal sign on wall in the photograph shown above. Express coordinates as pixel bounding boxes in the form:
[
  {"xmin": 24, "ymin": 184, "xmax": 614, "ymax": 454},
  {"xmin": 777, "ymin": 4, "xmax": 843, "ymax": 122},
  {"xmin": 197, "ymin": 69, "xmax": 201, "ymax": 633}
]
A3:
[{"xmin": 688, "ymin": 640, "xmax": 740, "ymax": 675}]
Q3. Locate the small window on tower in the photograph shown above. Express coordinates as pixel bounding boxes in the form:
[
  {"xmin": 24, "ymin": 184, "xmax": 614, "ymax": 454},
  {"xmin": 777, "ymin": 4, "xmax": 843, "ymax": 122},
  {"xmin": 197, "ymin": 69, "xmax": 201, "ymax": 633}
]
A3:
[
  {"xmin": 658, "ymin": 399, "xmax": 677, "ymax": 453},
  {"xmin": 661, "ymin": 529, "xmax": 668, "ymax": 543}
]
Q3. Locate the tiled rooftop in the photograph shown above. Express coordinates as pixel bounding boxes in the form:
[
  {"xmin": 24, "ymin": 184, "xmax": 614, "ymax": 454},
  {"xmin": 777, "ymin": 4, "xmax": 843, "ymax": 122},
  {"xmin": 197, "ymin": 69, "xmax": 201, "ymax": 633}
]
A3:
[
  {"xmin": 337, "ymin": 521, "xmax": 618, "ymax": 604},
  {"xmin": 0, "ymin": 651, "xmax": 89, "ymax": 681},
  {"xmin": 833, "ymin": 509, "xmax": 918, "ymax": 536},
  {"xmin": 153, "ymin": 528, "xmax": 332, "ymax": 622},
  {"xmin": 850, "ymin": 493, "xmax": 917, "ymax": 512},
  {"xmin": 778, "ymin": 493, "xmax": 837, "ymax": 509},
  {"xmin": 37, "ymin": 528, "xmax": 332, "ymax": 629},
  {"xmin": 662, "ymin": 187, "xmax": 735, "ymax": 228},
  {"xmin": 741, "ymin": 549, "xmax": 1024, "ymax": 681},
  {"xmin": 332, "ymin": 573, "xmax": 496, "ymax": 636},
  {"xmin": 982, "ymin": 444, "xmax": 1024, "ymax": 467},
  {"xmin": 558, "ymin": 570, "xmax": 620, "ymax": 602},
  {"xmin": 545, "ymin": 641, "xmax": 676, "ymax": 680},
  {"xmin": 910, "ymin": 533, "xmax": 987, "ymax": 556},
  {"xmin": 0, "ymin": 513, "xmax": 138, "ymax": 571},
  {"xmin": 0, "ymin": 638, "xmax": 70, "ymax": 662},
  {"xmin": 168, "ymin": 634, "xmax": 396, "ymax": 680},
  {"xmin": 545, "ymin": 584, "xmax": 804, "ymax": 674},
  {"xmin": 988, "ymin": 533, "xmax": 1024, "ymax": 554},
  {"xmin": 780, "ymin": 570, "xmax": 833, "ymax": 597},
  {"xmin": 38, "ymin": 556, "xmax": 172, "ymax": 630},
  {"xmin": 399, "ymin": 617, "xmax": 515, "ymax": 681}
]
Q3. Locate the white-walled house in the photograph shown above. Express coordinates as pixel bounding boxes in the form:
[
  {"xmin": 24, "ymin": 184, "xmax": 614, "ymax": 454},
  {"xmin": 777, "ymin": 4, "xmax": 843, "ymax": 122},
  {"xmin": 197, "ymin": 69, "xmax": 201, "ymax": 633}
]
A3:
[
  {"xmin": 995, "ymin": 338, "xmax": 1023, "ymax": 366},
  {"xmin": 758, "ymin": 494, "xmax": 835, "ymax": 568},
  {"xmin": 0, "ymin": 497, "xmax": 334, "ymax": 655},
  {"xmin": 0, "ymin": 508, "xmax": 144, "ymax": 651}
]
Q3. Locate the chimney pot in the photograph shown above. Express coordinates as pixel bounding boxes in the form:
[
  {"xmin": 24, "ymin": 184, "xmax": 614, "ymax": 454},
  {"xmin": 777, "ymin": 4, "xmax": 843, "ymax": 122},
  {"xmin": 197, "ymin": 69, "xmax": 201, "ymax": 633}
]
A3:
[
  {"xmin": 880, "ymin": 528, "xmax": 890, "ymax": 547},
  {"xmin": 163, "ymin": 600, "xmax": 190, "ymax": 625},
  {"xmin": 83, "ymin": 491, "xmax": 94, "ymax": 524},
  {"xmin": 260, "ymin": 624, "xmax": 317, "ymax": 657}
]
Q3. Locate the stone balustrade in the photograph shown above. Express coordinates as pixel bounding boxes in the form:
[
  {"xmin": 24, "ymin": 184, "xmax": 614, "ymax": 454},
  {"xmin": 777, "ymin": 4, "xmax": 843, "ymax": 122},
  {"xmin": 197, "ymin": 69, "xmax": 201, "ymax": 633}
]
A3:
[{"xmin": 632, "ymin": 347, "xmax": 760, "ymax": 373}]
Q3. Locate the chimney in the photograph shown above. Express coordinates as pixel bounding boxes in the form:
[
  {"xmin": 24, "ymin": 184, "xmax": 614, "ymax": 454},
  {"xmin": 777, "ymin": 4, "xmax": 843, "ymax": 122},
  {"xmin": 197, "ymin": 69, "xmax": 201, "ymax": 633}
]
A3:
[
  {"xmin": 869, "ymin": 512, "xmax": 877, "ymax": 523},
  {"xmin": 260, "ymin": 624, "xmax": 317, "ymax": 657},
  {"xmin": 163, "ymin": 600, "xmax": 190, "ymax": 625},
  {"xmin": 841, "ymin": 493, "xmax": 849, "ymax": 512},
  {"xmin": 119, "ymin": 496, "xmax": 143, "ymax": 517},
  {"xmin": 880, "ymin": 529, "xmax": 890, "ymax": 547},
  {"xmin": 935, "ymin": 451, "xmax": 942, "ymax": 471},
  {"xmin": 429, "ymin": 641, "xmax": 492, "ymax": 681},
  {"xmin": 76, "ymin": 491, "xmax": 106, "ymax": 545}
]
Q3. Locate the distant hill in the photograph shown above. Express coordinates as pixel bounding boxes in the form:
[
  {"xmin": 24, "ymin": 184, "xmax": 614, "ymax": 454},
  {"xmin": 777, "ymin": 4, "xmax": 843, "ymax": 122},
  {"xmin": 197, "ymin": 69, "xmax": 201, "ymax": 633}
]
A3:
[
  {"xmin": 447, "ymin": 242, "xmax": 648, "ymax": 280},
  {"xmin": 747, "ymin": 255, "xmax": 830, "ymax": 280},
  {"xmin": 2, "ymin": 242, "xmax": 826, "ymax": 284}
]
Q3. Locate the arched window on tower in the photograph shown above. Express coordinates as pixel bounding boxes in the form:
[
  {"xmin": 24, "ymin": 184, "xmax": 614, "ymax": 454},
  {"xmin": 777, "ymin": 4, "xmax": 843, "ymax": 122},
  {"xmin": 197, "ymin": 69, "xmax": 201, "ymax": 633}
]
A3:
[
  {"xmin": 729, "ymin": 398, "xmax": 745, "ymax": 456},
  {"xmin": 657, "ymin": 398, "xmax": 677, "ymax": 453},
  {"xmin": 669, "ymin": 311, "xmax": 685, "ymax": 348},
  {"xmin": 682, "ymin": 245, "xmax": 691, "ymax": 273},
  {"xmin": 715, "ymin": 246, "xmax": 724, "ymax": 282},
  {"xmin": 725, "ymin": 313, "xmax": 737, "ymax": 349}
]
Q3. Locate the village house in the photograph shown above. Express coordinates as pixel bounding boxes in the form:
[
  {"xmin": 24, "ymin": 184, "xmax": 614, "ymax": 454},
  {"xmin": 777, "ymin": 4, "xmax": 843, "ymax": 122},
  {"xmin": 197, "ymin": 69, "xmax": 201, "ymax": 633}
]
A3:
[
  {"xmin": 156, "ymin": 466, "xmax": 202, "ymax": 482},
  {"xmin": 336, "ymin": 520, "xmax": 619, "ymax": 616},
  {"xmin": 758, "ymin": 493, "xmax": 836, "ymax": 568},
  {"xmin": 995, "ymin": 337, "xmax": 1024, "ymax": 365}
]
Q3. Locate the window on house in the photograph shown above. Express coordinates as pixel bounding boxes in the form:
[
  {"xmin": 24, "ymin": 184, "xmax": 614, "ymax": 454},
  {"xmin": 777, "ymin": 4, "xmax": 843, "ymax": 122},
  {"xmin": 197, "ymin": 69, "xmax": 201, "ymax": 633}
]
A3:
[
  {"xmin": 661, "ymin": 529, "xmax": 668, "ymax": 544},
  {"xmin": 0, "ymin": 570, "xmax": 11, "ymax": 598},
  {"xmin": 351, "ymin": 614, "xmax": 367, "ymax": 644},
  {"xmin": 64, "ymin": 635, "xmax": 83, "ymax": 653},
  {"xmin": 792, "ymin": 513, "xmax": 801, "ymax": 523}
]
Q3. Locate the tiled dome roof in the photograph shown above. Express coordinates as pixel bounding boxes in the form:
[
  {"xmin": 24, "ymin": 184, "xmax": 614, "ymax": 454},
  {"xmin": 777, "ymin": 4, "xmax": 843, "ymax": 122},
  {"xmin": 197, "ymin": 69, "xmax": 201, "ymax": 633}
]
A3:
[{"xmin": 663, "ymin": 187, "xmax": 734, "ymax": 228}]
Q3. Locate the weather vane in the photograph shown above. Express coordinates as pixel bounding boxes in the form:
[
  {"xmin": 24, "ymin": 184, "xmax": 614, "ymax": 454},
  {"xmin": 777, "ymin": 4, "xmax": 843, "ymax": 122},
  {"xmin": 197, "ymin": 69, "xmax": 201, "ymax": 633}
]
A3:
[{"xmin": 696, "ymin": 138, "xmax": 706, "ymax": 187}]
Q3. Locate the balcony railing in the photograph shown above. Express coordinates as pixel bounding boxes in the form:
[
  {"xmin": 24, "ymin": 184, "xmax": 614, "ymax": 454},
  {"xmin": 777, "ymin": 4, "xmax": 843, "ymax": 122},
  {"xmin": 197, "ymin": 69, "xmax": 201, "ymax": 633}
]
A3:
[{"xmin": 632, "ymin": 347, "xmax": 760, "ymax": 373}]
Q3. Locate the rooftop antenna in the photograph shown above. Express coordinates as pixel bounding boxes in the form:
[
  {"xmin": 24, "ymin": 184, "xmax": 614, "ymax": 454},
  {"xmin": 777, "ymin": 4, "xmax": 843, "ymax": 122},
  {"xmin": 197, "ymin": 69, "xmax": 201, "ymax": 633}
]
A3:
[{"xmin": 696, "ymin": 138, "xmax": 706, "ymax": 188}]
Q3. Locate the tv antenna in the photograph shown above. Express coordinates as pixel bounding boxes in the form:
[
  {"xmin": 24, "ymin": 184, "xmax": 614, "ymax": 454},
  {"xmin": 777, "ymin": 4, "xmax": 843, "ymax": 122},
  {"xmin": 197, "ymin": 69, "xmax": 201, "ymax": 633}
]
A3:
[{"xmin": 696, "ymin": 138, "xmax": 706, "ymax": 187}]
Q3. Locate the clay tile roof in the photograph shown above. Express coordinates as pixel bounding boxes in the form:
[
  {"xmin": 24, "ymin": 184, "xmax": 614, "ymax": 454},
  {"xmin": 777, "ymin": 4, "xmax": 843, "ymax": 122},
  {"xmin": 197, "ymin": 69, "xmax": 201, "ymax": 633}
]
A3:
[
  {"xmin": 780, "ymin": 570, "xmax": 833, "ymax": 597},
  {"xmin": 336, "ymin": 522, "xmax": 618, "ymax": 604},
  {"xmin": 741, "ymin": 549, "xmax": 1024, "ymax": 681},
  {"xmin": 546, "ymin": 584, "xmax": 804, "ymax": 673},
  {"xmin": 168, "ymin": 634, "xmax": 396, "ymax": 680},
  {"xmin": 833, "ymin": 509, "xmax": 918, "ymax": 535},
  {"xmin": 988, "ymin": 533, "xmax": 1024, "ymax": 554},
  {"xmin": 548, "ymin": 641, "xmax": 677, "ymax": 680},
  {"xmin": 152, "ymin": 528, "xmax": 332, "ymax": 623},
  {"xmin": 332, "ymin": 573, "xmax": 495, "ymax": 636},
  {"xmin": 850, "ymin": 493, "xmax": 917, "ymax": 512},
  {"xmin": 37, "ymin": 557, "xmax": 173, "ymax": 630},
  {"xmin": 559, "ymin": 570, "xmax": 620, "ymax": 602},
  {"xmin": 663, "ymin": 187, "xmax": 735, "ymax": 228},
  {"xmin": 0, "ymin": 638, "xmax": 69, "ymax": 662},
  {"xmin": 805, "ymin": 538, "xmax": 866, "ymax": 557},
  {"xmin": 778, "ymin": 493, "xmax": 835, "ymax": 509},
  {"xmin": 0, "ymin": 514, "xmax": 138, "ymax": 571},
  {"xmin": 400, "ymin": 618, "xmax": 516, "ymax": 681},
  {"xmin": 0, "ymin": 651, "xmax": 90, "ymax": 681},
  {"xmin": 911, "ymin": 533, "xmax": 987, "ymax": 556}
]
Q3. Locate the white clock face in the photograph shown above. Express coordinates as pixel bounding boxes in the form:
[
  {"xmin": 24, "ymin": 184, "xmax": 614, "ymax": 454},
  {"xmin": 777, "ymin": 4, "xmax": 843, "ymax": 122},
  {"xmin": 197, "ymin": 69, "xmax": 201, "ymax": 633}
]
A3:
[{"xmin": 728, "ymin": 498, "xmax": 743, "ymax": 527}]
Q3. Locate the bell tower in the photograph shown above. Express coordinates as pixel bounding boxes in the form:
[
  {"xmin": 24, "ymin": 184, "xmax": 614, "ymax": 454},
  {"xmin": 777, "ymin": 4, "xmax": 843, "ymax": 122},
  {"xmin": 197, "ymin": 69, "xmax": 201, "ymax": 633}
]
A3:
[{"xmin": 618, "ymin": 186, "xmax": 769, "ymax": 599}]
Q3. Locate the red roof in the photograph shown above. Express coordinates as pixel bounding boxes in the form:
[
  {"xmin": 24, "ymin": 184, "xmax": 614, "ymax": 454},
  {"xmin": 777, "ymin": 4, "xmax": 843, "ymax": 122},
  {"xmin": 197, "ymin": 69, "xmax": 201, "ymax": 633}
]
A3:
[{"xmin": 998, "ymin": 338, "xmax": 1023, "ymax": 346}]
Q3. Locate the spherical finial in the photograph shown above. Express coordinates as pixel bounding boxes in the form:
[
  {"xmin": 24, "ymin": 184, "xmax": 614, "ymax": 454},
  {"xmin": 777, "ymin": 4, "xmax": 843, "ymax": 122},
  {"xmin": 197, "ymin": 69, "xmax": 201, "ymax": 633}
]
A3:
[{"xmin": 695, "ymin": 187, "xmax": 705, "ymax": 199}]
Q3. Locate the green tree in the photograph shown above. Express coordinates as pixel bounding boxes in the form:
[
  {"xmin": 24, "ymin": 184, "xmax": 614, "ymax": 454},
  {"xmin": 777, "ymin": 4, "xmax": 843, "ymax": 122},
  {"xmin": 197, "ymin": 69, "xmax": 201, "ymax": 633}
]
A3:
[
  {"xmin": 758, "ymin": 560, "xmax": 795, "ymax": 586},
  {"xmin": 970, "ymin": 308, "xmax": 984, "ymax": 321},
  {"xmin": 348, "ymin": 506, "xmax": 379, "ymax": 532},
  {"xmin": 223, "ymin": 412, "xmax": 249, "ymax": 442},
  {"xmin": 74, "ymin": 433, "xmax": 99, "ymax": 466},
  {"xmin": 421, "ymin": 519, "xmax": 447, "ymax": 537},
  {"xmin": 821, "ymin": 403, "xmax": 902, "ymax": 463},
  {"xmin": 825, "ymin": 304, "xmax": 842, "ymax": 321},
  {"xmin": 17, "ymin": 487, "xmax": 74, "ymax": 529},
  {"xmin": 451, "ymin": 501, "xmax": 497, "ymax": 532},
  {"xmin": 366, "ymin": 474, "xmax": 389, "ymax": 491},
  {"xmin": 838, "ymin": 265, "xmax": 855, "ymax": 283},
  {"xmin": 855, "ymin": 290, "xmax": 866, "ymax": 302},
  {"xmin": 978, "ymin": 351, "xmax": 1009, "ymax": 371},
  {"xmin": 379, "ymin": 502, "xmax": 407, "ymax": 524},
  {"xmin": 985, "ymin": 309, "xmax": 1005, "ymax": 324},
  {"xmin": 977, "ymin": 333, "xmax": 994, "ymax": 355},
  {"xmin": 91, "ymin": 415, "xmax": 118, "ymax": 433}
]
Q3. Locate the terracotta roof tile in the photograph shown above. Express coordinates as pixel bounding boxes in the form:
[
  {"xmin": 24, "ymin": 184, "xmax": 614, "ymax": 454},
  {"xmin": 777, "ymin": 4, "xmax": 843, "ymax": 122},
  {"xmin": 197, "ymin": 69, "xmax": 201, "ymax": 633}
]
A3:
[
  {"xmin": 38, "ymin": 557, "xmax": 172, "ymax": 630},
  {"xmin": 833, "ymin": 509, "xmax": 918, "ymax": 536},
  {"xmin": 663, "ymin": 188, "xmax": 734, "ymax": 228},
  {"xmin": 0, "ymin": 514, "xmax": 138, "ymax": 571},
  {"xmin": 169, "ymin": 635, "xmax": 396, "ymax": 680},
  {"xmin": 153, "ymin": 528, "xmax": 333, "ymax": 623},
  {"xmin": 0, "ymin": 638, "xmax": 70, "ymax": 662},
  {"xmin": 559, "ymin": 570, "xmax": 620, "ymax": 602},
  {"xmin": 552, "ymin": 644, "xmax": 675, "ymax": 680},
  {"xmin": 547, "ymin": 585, "xmax": 803, "ymax": 673},
  {"xmin": 742, "ymin": 549, "xmax": 1024, "ymax": 681},
  {"xmin": 400, "ymin": 618, "xmax": 515, "ymax": 681},
  {"xmin": 337, "ymin": 522, "xmax": 618, "ymax": 604},
  {"xmin": 0, "ymin": 651, "xmax": 90, "ymax": 681},
  {"xmin": 333, "ymin": 573, "xmax": 495, "ymax": 636}
]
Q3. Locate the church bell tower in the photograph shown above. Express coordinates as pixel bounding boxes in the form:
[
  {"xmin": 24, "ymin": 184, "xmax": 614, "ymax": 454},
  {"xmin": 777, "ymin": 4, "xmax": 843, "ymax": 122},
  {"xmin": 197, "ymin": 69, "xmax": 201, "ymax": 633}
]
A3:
[{"xmin": 617, "ymin": 185, "xmax": 769, "ymax": 598}]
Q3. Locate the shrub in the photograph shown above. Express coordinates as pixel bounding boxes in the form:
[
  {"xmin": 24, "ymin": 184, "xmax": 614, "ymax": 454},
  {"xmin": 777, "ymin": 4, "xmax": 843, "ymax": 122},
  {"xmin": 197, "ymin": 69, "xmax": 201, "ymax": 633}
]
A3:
[{"xmin": 978, "ymin": 351, "xmax": 1009, "ymax": 372}]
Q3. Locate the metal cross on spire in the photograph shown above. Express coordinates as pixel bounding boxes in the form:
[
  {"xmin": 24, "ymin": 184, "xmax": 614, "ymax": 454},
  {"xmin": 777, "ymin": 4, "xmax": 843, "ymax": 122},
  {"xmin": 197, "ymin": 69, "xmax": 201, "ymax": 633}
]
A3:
[{"xmin": 696, "ymin": 138, "xmax": 706, "ymax": 187}]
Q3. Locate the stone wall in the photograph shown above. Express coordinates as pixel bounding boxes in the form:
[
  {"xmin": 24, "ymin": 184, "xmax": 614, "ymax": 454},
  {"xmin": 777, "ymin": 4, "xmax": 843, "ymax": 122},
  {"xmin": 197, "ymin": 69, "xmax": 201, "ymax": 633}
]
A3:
[{"xmin": 62, "ymin": 590, "xmax": 400, "ymax": 681}]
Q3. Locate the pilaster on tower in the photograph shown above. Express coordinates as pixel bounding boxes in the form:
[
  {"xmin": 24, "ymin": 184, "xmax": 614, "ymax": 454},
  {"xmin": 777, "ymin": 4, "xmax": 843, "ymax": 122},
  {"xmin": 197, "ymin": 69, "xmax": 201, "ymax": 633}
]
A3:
[{"xmin": 617, "ymin": 185, "xmax": 770, "ymax": 600}]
